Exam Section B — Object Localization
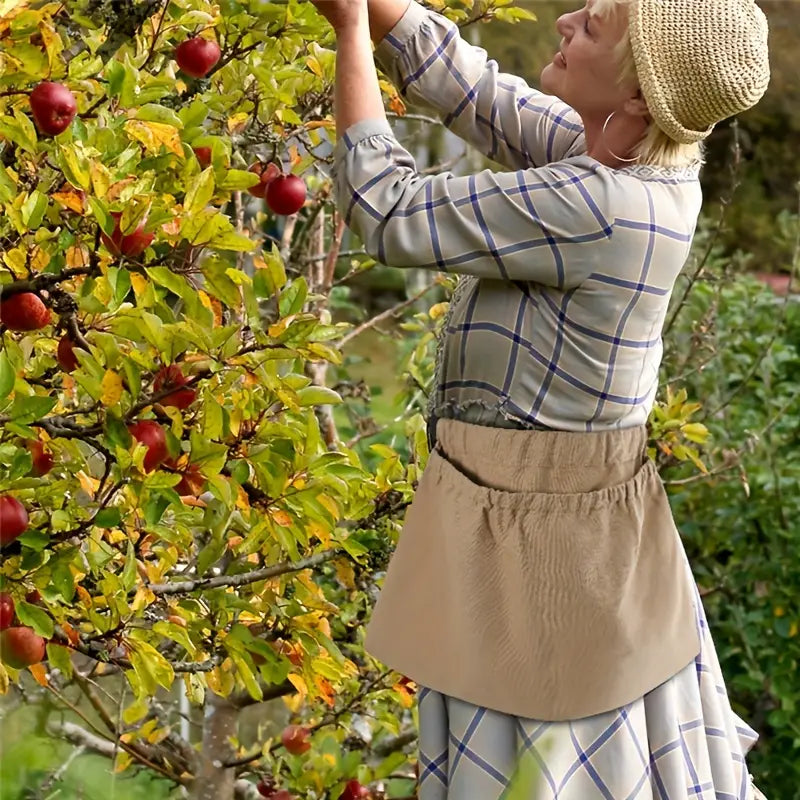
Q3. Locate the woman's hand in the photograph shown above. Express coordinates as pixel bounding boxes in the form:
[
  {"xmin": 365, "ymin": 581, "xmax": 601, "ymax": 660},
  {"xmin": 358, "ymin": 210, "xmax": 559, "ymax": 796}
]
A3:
[{"xmin": 310, "ymin": 0, "xmax": 368, "ymax": 34}]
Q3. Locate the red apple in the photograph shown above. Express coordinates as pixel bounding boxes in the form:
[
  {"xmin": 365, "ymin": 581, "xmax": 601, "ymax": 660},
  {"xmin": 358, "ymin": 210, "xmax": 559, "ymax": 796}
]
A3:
[
  {"xmin": 281, "ymin": 724, "xmax": 311, "ymax": 755},
  {"xmin": 266, "ymin": 175, "xmax": 306, "ymax": 216},
  {"xmin": 175, "ymin": 37, "xmax": 221, "ymax": 78},
  {"xmin": 0, "ymin": 626, "xmax": 46, "ymax": 669},
  {"xmin": 57, "ymin": 334, "xmax": 81, "ymax": 372},
  {"xmin": 28, "ymin": 441, "xmax": 54, "ymax": 477},
  {"xmin": 0, "ymin": 292, "xmax": 51, "ymax": 331},
  {"xmin": 25, "ymin": 589, "xmax": 42, "ymax": 605},
  {"xmin": 0, "ymin": 593, "xmax": 15, "ymax": 630},
  {"xmin": 256, "ymin": 780, "xmax": 275, "ymax": 798},
  {"xmin": 128, "ymin": 420, "xmax": 168, "ymax": 472},
  {"xmin": 266, "ymin": 791, "xmax": 293, "ymax": 800},
  {"xmin": 0, "ymin": 495, "xmax": 28, "ymax": 546},
  {"xmin": 29, "ymin": 81, "xmax": 77, "ymax": 136},
  {"xmin": 247, "ymin": 162, "xmax": 281, "ymax": 198},
  {"xmin": 102, "ymin": 212, "xmax": 154, "ymax": 258},
  {"xmin": 340, "ymin": 780, "xmax": 371, "ymax": 800},
  {"xmin": 193, "ymin": 146, "xmax": 212, "ymax": 168},
  {"xmin": 154, "ymin": 365, "xmax": 196, "ymax": 409}
]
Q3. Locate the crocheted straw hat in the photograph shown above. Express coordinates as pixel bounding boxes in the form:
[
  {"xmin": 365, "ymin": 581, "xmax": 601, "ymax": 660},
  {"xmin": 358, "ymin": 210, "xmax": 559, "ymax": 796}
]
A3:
[{"xmin": 628, "ymin": 0, "xmax": 771, "ymax": 144}]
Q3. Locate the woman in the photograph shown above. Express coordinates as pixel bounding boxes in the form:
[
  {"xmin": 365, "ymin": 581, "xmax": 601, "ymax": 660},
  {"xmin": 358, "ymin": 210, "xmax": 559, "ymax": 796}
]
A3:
[{"xmin": 310, "ymin": 0, "xmax": 770, "ymax": 797}]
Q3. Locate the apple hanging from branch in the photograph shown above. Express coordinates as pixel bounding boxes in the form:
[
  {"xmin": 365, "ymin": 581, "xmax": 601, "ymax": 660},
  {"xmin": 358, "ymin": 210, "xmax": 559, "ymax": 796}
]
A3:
[
  {"xmin": 281, "ymin": 725, "xmax": 311, "ymax": 755},
  {"xmin": 56, "ymin": 334, "xmax": 81, "ymax": 372},
  {"xmin": 0, "ymin": 292, "xmax": 52, "ymax": 331},
  {"xmin": 29, "ymin": 81, "xmax": 77, "ymax": 136},
  {"xmin": 0, "ymin": 626, "xmax": 46, "ymax": 669},
  {"xmin": 128, "ymin": 421, "xmax": 168, "ymax": 472},
  {"xmin": 154, "ymin": 365, "xmax": 196, "ymax": 409},
  {"xmin": 101, "ymin": 212, "xmax": 155, "ymax": 258},
  {"xmin": 0, "ymin": 593, "xmax": 15, "ymax": 631},
  {"xmin": 247, "ymin": 161, "xmax": 281, "ymax": 198},
  {"xmin": 266, "ymin": 174, "xmax": 307, "ymax": 216},
  {"xmin": 0, "ymin": 496, "xmax": 28, "ymax": 546},
  {"xmin": 175, "ymin": 37, "xmax": 221, "ymax": 78}
]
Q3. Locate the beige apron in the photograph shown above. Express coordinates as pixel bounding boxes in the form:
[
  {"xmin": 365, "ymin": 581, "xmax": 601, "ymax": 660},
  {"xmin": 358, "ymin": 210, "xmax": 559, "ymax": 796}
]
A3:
[{"xmin": 365, "ymin": 418, "xmax": 701, "ymax": 721}]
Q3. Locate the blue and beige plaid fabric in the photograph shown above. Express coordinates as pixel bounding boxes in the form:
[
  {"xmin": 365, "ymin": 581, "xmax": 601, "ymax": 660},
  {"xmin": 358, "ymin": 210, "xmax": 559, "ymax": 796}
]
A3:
[
  {"xmin": 332, "ymin": 1, "xmax": 704, "ymax": 432},
  {"xmin": 415, "ymin": 579, "xmax": 760, "ymax": 799}
]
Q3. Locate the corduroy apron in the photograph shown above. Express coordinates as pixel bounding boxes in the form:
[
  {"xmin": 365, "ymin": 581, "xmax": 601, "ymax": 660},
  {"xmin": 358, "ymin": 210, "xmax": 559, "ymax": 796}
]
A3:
[{"xmin": 365, "ymin": 417, "xmax": 701, "ymax": 721}]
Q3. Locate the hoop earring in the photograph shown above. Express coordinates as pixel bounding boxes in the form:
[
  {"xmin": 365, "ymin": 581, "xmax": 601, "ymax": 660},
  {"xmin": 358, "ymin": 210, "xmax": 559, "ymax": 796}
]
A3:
[{"xmin": 602, "ymin": 112, "xmax": 640, "ymax": 164}]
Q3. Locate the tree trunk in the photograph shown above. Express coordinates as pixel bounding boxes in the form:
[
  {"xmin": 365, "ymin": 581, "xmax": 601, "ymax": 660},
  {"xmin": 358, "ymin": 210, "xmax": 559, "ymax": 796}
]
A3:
[{"xmin": 193, "ymin": 694, "xmax": 238, "ymax": 800}]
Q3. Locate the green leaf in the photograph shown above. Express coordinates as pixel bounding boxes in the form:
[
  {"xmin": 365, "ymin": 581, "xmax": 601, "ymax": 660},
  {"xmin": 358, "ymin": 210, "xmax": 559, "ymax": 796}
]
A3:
[
  {"xmin": 10, "ymin": 394, "xmax": 57, "ymax": 423},
  {"xmin": 127, "ymin": 639, "xmax": 175, "ymax": 697},
  {"xmin": 184, "ymin": 168, "xmax": 215, "ymax": 217},
  {"xmin": 0, "ymin": 352, "xmax": 15, "ymax": 400},
  {"xmin": 122, "ymin": 540, "xmax": 137, "ymax": 592},
  {"xmin": 210, "ymin": 230, "xmax": 254, "ymax": 252},
  {"xmin": 14, "ymin": 600, "xmax": 55, "ymax": 639},
  {"xmin": 56, "ymin": 143, "xmax": 91, "ymax": 190},
  {"xmin": 52, "ymin": 560, "xmax": 76, "ymax": 603},
  {"xmin": 296, "ymin": 385, "xmax": 342, "ymax": 406},
  {"xmin": 94, "ymin": 508, "xmax": 122, "ymax": 528},
  {"xmin": 135, "ymin": 104, "xmax": 184, "ymax": 129},
  {"xmin": 0, "ymin": 166, "xmax": 18, "ymax": 204},
  {"xmin": 21, "ymin": 190, "xmax": 48, "ymax": 229},
  {"xmin": 46, "ymin": 642, "xmax": 74, "ymax": 679},
  {"xmin": 104, "ymin": 415, "xmax": 132, "ymax": 449},
  {"xmin": 278, "ymin": 277, "xmax": 308, "ymax": 317},
  {"xmin": 217, "ymin": 169, "xmax": 260, "ymax": 191}
]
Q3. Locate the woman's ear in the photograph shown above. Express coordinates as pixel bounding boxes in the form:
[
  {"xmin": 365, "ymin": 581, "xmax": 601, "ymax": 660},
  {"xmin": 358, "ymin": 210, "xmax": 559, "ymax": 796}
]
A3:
[{"xmin": 624, "ymin": 88, "xmax": 650, "ymax": 119}]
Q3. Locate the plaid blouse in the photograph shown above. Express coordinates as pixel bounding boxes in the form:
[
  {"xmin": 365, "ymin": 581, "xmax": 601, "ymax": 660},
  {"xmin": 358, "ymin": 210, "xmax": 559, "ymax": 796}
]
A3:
[{"xmin": 332, "ymin": 1, "xmax": 703, "ymax": 432}]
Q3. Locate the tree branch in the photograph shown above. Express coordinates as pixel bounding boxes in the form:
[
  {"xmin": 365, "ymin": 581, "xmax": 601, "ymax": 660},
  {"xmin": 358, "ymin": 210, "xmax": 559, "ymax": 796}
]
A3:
[{"xmin": 147, "ymin": 548, "xmax": 338, "ymax": 595}]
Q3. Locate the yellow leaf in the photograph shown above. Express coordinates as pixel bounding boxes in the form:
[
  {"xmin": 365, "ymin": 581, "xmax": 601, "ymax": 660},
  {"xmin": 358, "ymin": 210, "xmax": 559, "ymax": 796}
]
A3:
[
  {"xmin": 29, "ymin": 662, "xmax": 48, "ymax": 687},
  {"xmin": 235, "ymin": 484, "xmax": 250, "ymax": 510},
  {"xmin": 198, "ymin": 290, "xmax": 222, "ymax": 326},
  {"xmin": 316, "ymin": 493, "xmax": 340, "ymax": 520},
  {"xmin": 287, "ymin": 672, "xmax": 307, "ymax": 703},
  {"xmin": 271, "ymin": 509, "xmax": 292, "ymax": 527},
  {"xmin": 101, "ymin": 370, "xmax": 124, "ymax": 406},
  {"xmin": 124, "ymin": 119, "xmax": 183, "ymax": 157},
  {"xmin": 129, "ymin": 272, "xmax": 149, "ymax": 298},
  {"xmin": 66, "ymin": 245, "xmax": 90, "ymax": 268},
  {"xmin": 30, "ymin": 246, "xmax": 50, "ymax": 272},
  {"xmin": 306, "ymin": 55, "xmax": 324, "ymax": 78},
  {"xmin": 77, "ymin": 470, "xmax": 99, "ymax": 498},
  {"xmin": 2, "ymin": 246, "xmax": 26, "ymax": 276},
  {"xmin": 288, "ymin": 145, "xmax": 301, "ymax": 169},
  {"xmin": 334, "ymin": 558, "xmax": 355, "ymax": 590},
  {"xmin": 52, "ymin": 189, "xmax": 86, "ymax": 214},
  {"xmin": 90, "ymin": 160, "xmax": 112, "ymax": 198},
  {"xmin": 227, "ymin": 112, "xmax": 249, "ymax": 135},
  {"xmin": 0, "ymin": 662, "xmax": 8, "ymax": 695}
]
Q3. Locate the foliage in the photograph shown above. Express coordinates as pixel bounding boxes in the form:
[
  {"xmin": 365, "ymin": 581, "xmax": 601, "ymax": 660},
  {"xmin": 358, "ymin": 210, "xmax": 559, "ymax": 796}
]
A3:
[{"xmin": 660, "ymin": 214, "xmax": 800, "ymax": 798}]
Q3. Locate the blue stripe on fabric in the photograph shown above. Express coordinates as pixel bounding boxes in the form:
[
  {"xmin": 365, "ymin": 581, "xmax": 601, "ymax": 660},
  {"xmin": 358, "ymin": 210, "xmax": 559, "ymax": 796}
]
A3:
[
  {"xmin": 538, "ymin": 290, "xmax": 660, "ymax": 347},
  {"xmin": 401, "ymin": 23, "xmax": 459, "ymax": 94},
  {"xmin": 616, "ymin": 218, "xmax": 694, "ymax": 242}
]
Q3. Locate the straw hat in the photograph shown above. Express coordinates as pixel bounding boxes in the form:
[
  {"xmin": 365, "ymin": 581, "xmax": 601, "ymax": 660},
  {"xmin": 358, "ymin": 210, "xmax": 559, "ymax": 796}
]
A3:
[{"xmin": 628, "ymin": 0, "xmax": 771, "ymax": 144}]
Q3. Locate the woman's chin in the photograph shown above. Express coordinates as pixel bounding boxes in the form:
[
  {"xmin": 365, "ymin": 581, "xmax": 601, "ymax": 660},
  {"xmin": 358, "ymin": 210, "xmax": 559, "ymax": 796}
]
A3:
[{"xmin": 539, "ymin": 64, "xmax": 559, "ymax": 95}]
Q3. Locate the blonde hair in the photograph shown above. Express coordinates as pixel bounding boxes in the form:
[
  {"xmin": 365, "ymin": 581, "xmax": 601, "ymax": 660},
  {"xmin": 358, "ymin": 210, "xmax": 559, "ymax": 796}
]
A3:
[{"xmin": 591, "ymin": 0, "xmax": 704, "ymax": 167}]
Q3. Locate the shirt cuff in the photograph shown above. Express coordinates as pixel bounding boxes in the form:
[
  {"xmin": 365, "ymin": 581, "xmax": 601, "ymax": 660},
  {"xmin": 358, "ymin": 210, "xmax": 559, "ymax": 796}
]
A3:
[
  {"xmin": 332, "ymin": 117, "xmax": 398, "ymax": 172},
  {"xmin": 374, "ymin": 0, "xmax": 431, "ymax": 69}
]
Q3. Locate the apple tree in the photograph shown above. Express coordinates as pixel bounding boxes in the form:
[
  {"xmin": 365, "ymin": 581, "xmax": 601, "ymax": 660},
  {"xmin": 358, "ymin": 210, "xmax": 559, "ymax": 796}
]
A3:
[{"xmin": 0, "ymin": 0, "xmax": 441, "ymax": 798}]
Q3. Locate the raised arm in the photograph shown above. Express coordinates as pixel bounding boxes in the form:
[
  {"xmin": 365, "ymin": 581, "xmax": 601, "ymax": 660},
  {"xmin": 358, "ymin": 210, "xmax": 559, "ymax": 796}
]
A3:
[
  {"xmin": 333, "ymin": 119, "xmax": 612, "ymax": 289},
  {"xmin": 368, "ymin": 0, "xmax": 586, "ymax": 169}
]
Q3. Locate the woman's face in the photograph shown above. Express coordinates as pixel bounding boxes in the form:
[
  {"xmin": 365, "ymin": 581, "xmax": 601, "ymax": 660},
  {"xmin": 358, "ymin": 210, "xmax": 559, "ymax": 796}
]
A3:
[{"xmin": 540, "ymin": 0, "xmax": 634, "ymax": 121}]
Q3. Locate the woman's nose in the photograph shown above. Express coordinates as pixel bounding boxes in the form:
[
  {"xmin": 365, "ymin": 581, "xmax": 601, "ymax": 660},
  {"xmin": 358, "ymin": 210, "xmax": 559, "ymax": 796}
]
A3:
[{"xmin": 556, "ymin": 10, "xmax": 577, "ymax": 39}]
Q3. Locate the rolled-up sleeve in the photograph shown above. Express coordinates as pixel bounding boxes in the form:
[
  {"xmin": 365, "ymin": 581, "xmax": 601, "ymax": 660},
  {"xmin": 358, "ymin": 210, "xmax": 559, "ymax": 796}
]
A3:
[
  {"xmin": 374, "ymin": 1, "xmax": 586, "ymax": 169},
  {"xmin": 332, "ymin": 119, "xmax": 614, "ymax": 290}
]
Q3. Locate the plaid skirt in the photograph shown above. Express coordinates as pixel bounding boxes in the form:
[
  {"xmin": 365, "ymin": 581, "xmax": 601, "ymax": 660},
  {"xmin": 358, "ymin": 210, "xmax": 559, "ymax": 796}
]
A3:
[{"xmin": 416, "ymin": 579, "xmax": 762, "ymax": 799}]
